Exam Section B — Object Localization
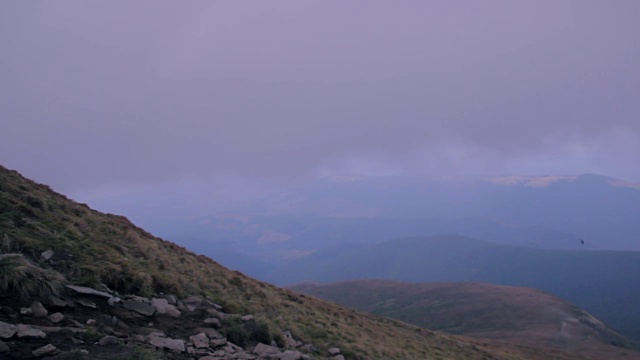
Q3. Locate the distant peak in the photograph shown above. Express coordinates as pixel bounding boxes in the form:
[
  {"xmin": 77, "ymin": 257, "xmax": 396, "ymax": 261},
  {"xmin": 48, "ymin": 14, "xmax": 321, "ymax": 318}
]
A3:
[{"xmin": 485, "ymin": 175, "xmax": 578, "ymax": 188}]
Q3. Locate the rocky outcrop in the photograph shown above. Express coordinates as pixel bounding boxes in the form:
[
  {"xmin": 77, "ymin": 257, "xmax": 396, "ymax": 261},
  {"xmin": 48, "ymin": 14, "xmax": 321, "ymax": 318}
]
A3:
[{"xmin": 0, "ymin": 284, "xmax": 319, "ymax": 360}]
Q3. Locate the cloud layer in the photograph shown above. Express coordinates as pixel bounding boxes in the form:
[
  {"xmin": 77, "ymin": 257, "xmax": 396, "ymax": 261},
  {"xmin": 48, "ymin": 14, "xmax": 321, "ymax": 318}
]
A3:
[{"xmin": 1, "ymin": 1, "xmax": 639, "ymax": 193}]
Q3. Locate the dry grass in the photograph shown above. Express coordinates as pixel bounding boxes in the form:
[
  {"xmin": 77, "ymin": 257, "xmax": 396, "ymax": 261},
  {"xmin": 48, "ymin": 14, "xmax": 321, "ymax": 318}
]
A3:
[{"xmin": 0, "ymin": 252, "xmax": 65, "ymax": 299}]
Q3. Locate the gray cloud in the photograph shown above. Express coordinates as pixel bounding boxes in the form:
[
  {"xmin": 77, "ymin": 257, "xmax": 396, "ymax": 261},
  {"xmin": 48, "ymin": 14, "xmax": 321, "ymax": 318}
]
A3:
[{"xmin": 1, "ymin": 0, "xmax": 639, "ymax": 194}]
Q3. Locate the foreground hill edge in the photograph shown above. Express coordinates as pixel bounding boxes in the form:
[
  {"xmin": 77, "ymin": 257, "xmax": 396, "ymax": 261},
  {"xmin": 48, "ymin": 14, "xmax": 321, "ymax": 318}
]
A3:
[{"xmin": 0, "ymin": 164, "xmax": 634, "ymax": 360}]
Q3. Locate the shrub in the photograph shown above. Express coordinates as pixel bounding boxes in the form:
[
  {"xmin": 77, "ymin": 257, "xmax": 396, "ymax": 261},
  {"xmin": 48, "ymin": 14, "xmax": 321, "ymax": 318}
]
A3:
[
  {"xmin": 224, "ymin": 325, "xmax": 249, "ymax": 347},
  {"xmin": 247, "ymin": 321, "xmax": 272, "ymax": 344},
  {"xmin": 0, "ymin": 253, "xmax": 65, "ymax": 299}
]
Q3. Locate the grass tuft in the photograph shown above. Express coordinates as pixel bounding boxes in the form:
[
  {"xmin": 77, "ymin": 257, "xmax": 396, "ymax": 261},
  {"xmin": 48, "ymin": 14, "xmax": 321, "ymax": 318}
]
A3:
[{"xmin": 0, "ymin": 252, "xmax": 66, "ymax": 299}]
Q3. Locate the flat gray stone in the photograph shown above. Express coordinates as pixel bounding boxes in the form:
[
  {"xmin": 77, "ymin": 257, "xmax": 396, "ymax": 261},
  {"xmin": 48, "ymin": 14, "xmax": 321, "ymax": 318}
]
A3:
[
  {"xmin": 124, "ymin": 300, "xmax": 155, "ymax": 316},
  {"xmin": 47, "ymin": 312, "xmax": 64, "ymax": 324},
  {"xmin": 76, "ymin": 299, "xmax": 97, "ymax": 308},
  {"xmin": 253, "ymin": 343, "xmax": 279, "ymax": 356},
  {"xmin": 41, "ymin": 249, "xmax": 54, "ymax": 260},
  {"xmin": 32, "ymin": 343, "xmax": 58, "ymax": 357},
  {"xmin": 66, "ymin": 285, "xmax": 112, "ymax": 298},
  {"xmin": 0, "ymin": 321, "xmax": 17, "ymax": 339},
  {"xmin": 17, "ymin": 324, "xmax": 47, "ymax": 338}
]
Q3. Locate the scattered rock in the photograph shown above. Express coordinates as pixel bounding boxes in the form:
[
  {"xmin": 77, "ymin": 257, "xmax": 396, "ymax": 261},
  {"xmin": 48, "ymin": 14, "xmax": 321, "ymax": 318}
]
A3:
[
  {"xmin": 334, "ymin": 355, "xmax": 345, "ymax": 360},
  {"xmin": 149, "ymin": 333, "xmax": 185, "ymax": 353},
  {"xmin": 32, "ymin": 344, "xmax": 58, "ymax": 357},
  {"xmin": 162, "ymin": 294, "xmax": 178, "ymax": 305},
  {"xmin": 47, "ymin": 312, "xmax": 64, "ymax": 323},
  {"xmin": 328, "ymin": 347, "xmax": 341, "ymax": 355},
  {"xmin": 41, "ymin": 249, "xmax": 54, "ymax": 260},
  {"xmin": 86, "ymin": 319, "xmax": 97, "ymax": 326},
  {"xmin": 183, "ymin": 295, "xmax": 203, "ymax": 307},
  {"xmin": 0, "ymin": 321, "xmax": 17, "ymax": 339},
  {"xmin": 204, "ymin": 318, "xmax": 221, "ymax": 327},
  {"xmin": 151, "ymin": 298, "xmax": 181, "ymax": 318},
  {"xmin": 124, "ymin": 300, "xmax": 156, "ymax": 316},
  {"xmin": 284, "ymin": 330, "xmax": 303, "ymax": 348},
  {"xmin": 241, "ymin": 315, "xmax": 254, "ymax": 322},
  {"xmin": 190, "ymin": 332, "xmax": 210, "ymax": 348},
  {"xmin": 47, "ymin": 295, "xmax": 68, "ymax": 308},
  {"xmin": 20, "ymin": 307, "xmax": 32, "ymax": 315},
  {"xmin": 210, "ymin": 338, "xmax": 227, "ymax": 347},
  {"xmin": 76, "ymin": 299, "xmax": 97, "ymax": 309},
  {"xmin": 66, "ymin": 285, "xmax": 112, "ymax": 299},
  {"xmin": 98, "ymin": 335, "xmax": 119, "ymax": 346},
  {"xmin": 280, "ymin": 350, "xmax": 304, "ymax": 360},
  {"xmin": 16, "ymin": 324, "xmax": 47, "ymax": 338},
  {"xmin": 253, "ymin": 343, "xmax": 279, "ymax": 357},
  {"xmin": 195, "ymin": 327, "xmax": 223, "ymax": 339}
]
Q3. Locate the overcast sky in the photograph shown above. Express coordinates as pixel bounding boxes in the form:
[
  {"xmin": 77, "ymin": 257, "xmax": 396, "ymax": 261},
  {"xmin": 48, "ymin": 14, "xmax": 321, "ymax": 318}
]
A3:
[{"xmin": 1, "ymin": 1, "xmax": 639, "ymax": 197}]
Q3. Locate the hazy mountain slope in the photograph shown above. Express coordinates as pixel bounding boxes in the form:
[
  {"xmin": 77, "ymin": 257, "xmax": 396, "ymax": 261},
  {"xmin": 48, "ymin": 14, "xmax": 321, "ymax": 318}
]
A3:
[
  {"xmin": 291, "ymin": 280, "xmax": 636, "ymax": 355},
  {"xmin": 0, "ymin": 164, "xmax": 603, "ymax": 360},
  {"xmin": 266, "ymin": 235, "xmax": 640, "ymax": 342}
]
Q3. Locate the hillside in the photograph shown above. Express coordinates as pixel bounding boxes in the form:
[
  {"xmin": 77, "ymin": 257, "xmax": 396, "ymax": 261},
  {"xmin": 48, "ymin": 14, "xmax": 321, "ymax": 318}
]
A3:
[
  {"xmin": 0, "ymin": 164, "xmax": 616, "ymax": 359},
  {"xmin": 266, "ymin": 235, "xmax": 640, "ymax": 343},
  {"xmin": 291, "ymin": 280, "xmax": 636, "ymax": 356}
]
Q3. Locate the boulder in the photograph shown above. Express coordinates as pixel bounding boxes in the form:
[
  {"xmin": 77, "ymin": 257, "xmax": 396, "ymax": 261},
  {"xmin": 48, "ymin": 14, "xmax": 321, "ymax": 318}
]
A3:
[
  {"xmin": 124, "ymin": 300, "xmax": 156, "ymax": 316},
  {"xmin": 47, "ymin": 312, "xmax": 64, "ymax": 324},
  {"xmin": 151, "ymin": 298, "xmax": 181, "ymax": 318},
  {"xmin": 32, "ymin": 344, "xmax": 58, "ymax": 357},
  {"xmin": 16, "ymin": 324, "xmax": 47, "ymax": 338},
  {"xmin": 0, "ymin": 321, "xmax": 17, "ymax": 339},
  {"xmin": 190, "ymin": 332, "xmax": 209, "ymax": 348}
]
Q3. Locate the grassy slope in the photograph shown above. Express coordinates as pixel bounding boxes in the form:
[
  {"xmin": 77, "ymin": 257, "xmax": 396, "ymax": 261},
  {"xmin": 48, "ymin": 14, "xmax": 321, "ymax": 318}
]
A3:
[
  {"xmin": 291, "ymin": 280, "xmax": 637, "ymax": 355},
  {"xmin": 0, "ymin": 164, "xmax": 603, "ymax": 360}
]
